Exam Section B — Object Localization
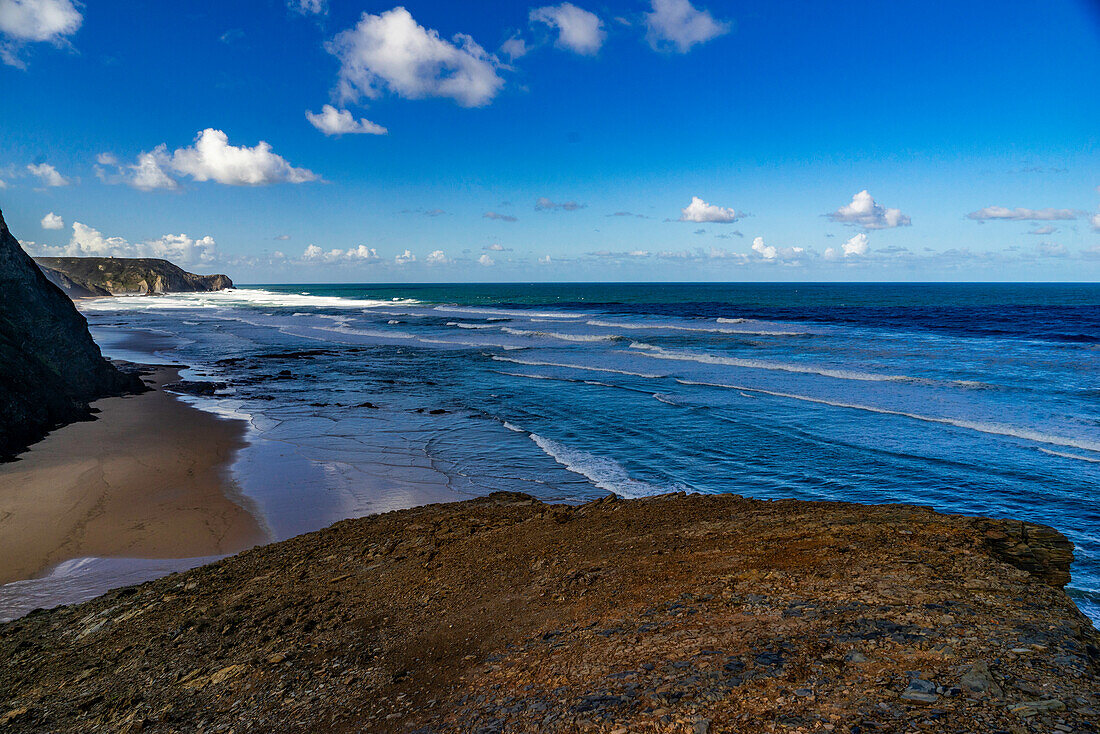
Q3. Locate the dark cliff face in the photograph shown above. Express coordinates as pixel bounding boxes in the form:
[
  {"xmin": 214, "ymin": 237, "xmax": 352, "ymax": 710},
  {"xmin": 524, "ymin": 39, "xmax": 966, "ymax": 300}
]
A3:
[
  {"xmin": 0, "ymin": 209, "xmax": 144, "ymax": 459},
  {"xmin": 33, "ymin": 257, "xmax": 234, "ymax": 296}
]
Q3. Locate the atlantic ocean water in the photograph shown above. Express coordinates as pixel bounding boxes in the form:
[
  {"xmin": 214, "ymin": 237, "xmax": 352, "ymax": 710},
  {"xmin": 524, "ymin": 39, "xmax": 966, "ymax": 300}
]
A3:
[{"xmin": 5, "ymin": 283, "xmax": 1098, "ymax": 623}]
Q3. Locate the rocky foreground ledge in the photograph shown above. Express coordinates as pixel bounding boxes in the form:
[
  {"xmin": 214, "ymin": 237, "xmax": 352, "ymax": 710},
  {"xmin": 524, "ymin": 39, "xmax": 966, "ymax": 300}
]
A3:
[{"xmin": 1, "ymin": 493, "xmax": 1097, "ymax": 733}]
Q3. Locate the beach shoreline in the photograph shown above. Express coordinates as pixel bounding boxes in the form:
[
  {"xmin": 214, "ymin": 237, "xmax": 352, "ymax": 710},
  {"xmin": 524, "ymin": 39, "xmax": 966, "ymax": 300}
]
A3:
[{"xmin": 0, "ymin": 365, "xmax": 267, "ymax": 587}]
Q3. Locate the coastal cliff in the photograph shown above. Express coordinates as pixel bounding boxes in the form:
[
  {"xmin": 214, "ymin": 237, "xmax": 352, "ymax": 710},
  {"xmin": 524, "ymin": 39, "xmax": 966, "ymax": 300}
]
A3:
[
  {"xmin": 1, "ymin": 492, "xmax": 1095, "ymax": 732},
  {"xmin": 34, "ymin": 257, "xmax": 233, "ymax": 296},
  {"xmin": 0, "ymin": 209, "xmax": 144, "ymax": 459}
]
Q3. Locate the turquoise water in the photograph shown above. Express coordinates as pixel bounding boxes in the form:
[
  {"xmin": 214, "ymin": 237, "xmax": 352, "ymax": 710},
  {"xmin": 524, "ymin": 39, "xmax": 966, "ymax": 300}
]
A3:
[{"xmin": 75, "ymin": 282, "xmax": 1099, "ymax": 624}]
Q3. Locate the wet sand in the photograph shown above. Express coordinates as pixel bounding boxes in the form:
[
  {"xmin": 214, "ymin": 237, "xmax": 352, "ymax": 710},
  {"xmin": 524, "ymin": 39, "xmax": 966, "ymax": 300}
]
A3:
[{"xmin": 0, "ymin": 367, "xmax": 266, "ymax": 585}]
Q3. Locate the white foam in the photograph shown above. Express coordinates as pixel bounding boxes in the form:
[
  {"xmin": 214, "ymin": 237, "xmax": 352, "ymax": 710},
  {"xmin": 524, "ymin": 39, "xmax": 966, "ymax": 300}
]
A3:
[
  {"xmin": 447, "ymin": 322, "xmax": 499, "ymax": 330},
  {"xmin": 80, "ymin": 288, "xmax": 417, "ymax": 312},
  {"xmin": 716, "ymin": 318, "xmax": 747, "ymax": 324},
  {"xmin": 1039, "ymin": 448, "xmax": 1100, "ymax": 463},
  {"xmin": 434, "ymin": 306, "xmax": 585, "ymax": 319},
  {"xmin": 490, "ymin": 355, "xmax": 666, "ymax": 379},
  {"xmin": 586, "ymin": 319, "xmax": 806, "ymax": 336},
  {"xmin": 632, "ymin": 344, "xmax": 917, "ymax": 383},
  {"xmin": 501, "ymin": 327, "xmax": 621, "ymax": 343},
  {"xmin": 677, "ymin": 378, "xmax": 1100, "ymax": 454},
  {"xmin": 526, "ymin": 432, "xmax": 687, "ymax": 498}
]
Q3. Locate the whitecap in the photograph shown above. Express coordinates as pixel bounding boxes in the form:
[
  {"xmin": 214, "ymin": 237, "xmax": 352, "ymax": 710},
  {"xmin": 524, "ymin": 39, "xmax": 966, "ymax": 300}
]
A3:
[
  {"xmin": 490, "ymin": 355, "xmax": 666, "ymax": 379},
  {"xmin": 677, "ymin": 378, "xmax": 1100, "ymax": 454},
  {"xmin": 526, "ymin": 432, "xmax": 688, "ymax": 498}
]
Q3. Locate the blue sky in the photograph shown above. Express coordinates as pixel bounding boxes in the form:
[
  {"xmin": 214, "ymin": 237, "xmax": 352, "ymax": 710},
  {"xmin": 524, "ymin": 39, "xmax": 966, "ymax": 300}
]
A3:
[{"xmin": 1, "ymin": 0, "xmax": 1098, "ymax": 282}]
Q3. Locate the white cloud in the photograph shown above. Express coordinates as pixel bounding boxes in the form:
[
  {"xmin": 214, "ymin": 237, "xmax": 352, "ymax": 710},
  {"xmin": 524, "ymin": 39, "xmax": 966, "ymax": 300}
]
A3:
[
  {"xmin": 842, "ymin": 232, "xmax": 869, "ymax": 256},
  {"xmin": 644, "ymin": 0, "xmax": 729, "ymax": 53},
  {"xmin": 1092, "ymin": 212, "xmax": 1100, "ymax": 232},
  {"xmin": 110, "ymin": 146, "xmax": 179, "ymax": 191},
  {"xmin": 478, "ymin": 253, "xmax": 495, "ymax": 266},
  {"xmin": 500, "ymin": 34, "xmax": 527, "ymax": 61},
  {"xmin": 289, "ymin": 0, "xmax": 325, "ymax": 14},
  {"xmin": 394, "ymin": 248, "xmax": 416, "ymax": 265},
  {"xmin": 484, "ymin": 243, "xmax": 506, "ymax": 251},
  {"xmin": 530, "ymin": 3, "xmax": 605, "ymax": 56},
  {"xmin": 966, "ymin": 206, "xmax": 1078, "ymax": 222},
  {"xmin": 25, "ymin": 222, "xmax": 217, "ymax": 265},
  {"xmin": 302, "ymin": 244, "xmax": 381, "ymax": 263},
  {"xmin": 828, "ymin": 190, "xmax": 910, "ymax": 229},
  {"xmin": 40, "ymin": 211, "xmax": 63, "ymax": 229},
  {"xmin": 825, "ymin": 233, "xmax": 870, "ymax": 259},
  {"xmin": 426, "ymin": 249, "xmax": 449, "ymax": 265},
  {"xmin": 1027, "ymin": 225, "xmax": 1057, "ymax": 235},
  {"xmin": 0, "ymin": 178, "xmax": 7, "ymax": 189},
  {"xmin": 751, "ymin": 236, "xmax": 776, "ymax": 259},
  {"xmin": 0, "ymin": 0, "xmax": 82, "ymax": 67},
  {"xmin": 680, "ymin": 196, "xmax": 738, "ymax": 223},
  {"xmin": 26, "ymin": 162, "xmax": 71, "ymax": 186},
  {"xmin": 327, "ymin": 7, "xmax": 504, "ymax": 108},
  {"xmin": 140, "ymin": 233, "xmax": 219, "ymax": 264},
  {"xmin": 171, "ymin": 129, "xmax": 319, "ymax": 186},
  {"xmin": 100, "ymin": 129, "xmax": 319, "ymax": 189},
  {"xmin": 306, "ymin": 105, "xmax": 388, "ymax": 136},
  {"xmin": 484, "ymin": 211, "xmax": 517, "ymax": 222},
  {"xmin": 538, "ymin": 254, "xmax": 552, "ymax": 265},
  {"xmin": 536, "ymin": 196, "xmax": 586, "ymax": 211}
]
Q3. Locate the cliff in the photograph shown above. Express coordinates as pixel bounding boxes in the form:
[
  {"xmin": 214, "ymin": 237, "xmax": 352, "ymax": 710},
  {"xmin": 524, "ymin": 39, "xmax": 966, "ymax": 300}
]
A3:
[
  {"xmin": 1, "ymin": 492, "xmax": 1095, "ymax": 732},
  {"xmin": 33, "ymin": 257, "xmax": 233, "ymax": 296},
  {"xmin": 0, "ymin": 209, "xmax": 144, "ymax": 459}
]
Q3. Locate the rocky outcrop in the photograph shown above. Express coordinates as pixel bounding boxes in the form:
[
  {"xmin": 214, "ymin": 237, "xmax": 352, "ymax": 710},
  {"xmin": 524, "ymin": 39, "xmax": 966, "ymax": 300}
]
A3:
[
  {"xmin": 33, "ymin": 257, "xmax": 233, "ymax": 296},
  {"xmin": 0, "ymin": 209, "xmax": 144, "ymax": 459},
  {"xmin": 974, "ymin": 518, "xmax": 1075, "ymax": 588},
  {"xmin": 1, "ymin": 492, "xmax": 1096, "ymax": 732},
  {"xmin": 37, "ymin": 265, "xmax": 112, "ymax": 298}
]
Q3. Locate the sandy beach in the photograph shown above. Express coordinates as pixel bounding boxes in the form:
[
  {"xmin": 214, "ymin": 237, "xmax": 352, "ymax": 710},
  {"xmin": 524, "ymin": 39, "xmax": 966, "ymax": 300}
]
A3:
[{"xmin": 0, "ymin": 367, "xmax": 266, "ymax": 586}]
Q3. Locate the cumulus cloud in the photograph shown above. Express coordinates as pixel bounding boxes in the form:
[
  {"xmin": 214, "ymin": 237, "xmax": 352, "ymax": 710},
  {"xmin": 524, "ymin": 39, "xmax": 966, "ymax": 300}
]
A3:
[
  {"xmin": 26, "ymin": 162, "xmax": 71, "ymax": 186},
  {"xmin": 24, "ymin": 222, "xmax": 217, "ymax": 264},
  {"xmin": 306, "ymin": 105, "xmax": 388, "ymax": 136},
  {"xmin": 644, "ymin": 0, "xmax": 729, "ymax": 53},
  {"xmin": 425, "ymin": 249, "xmax": 449, "ymax": 265},
  {"xmin": 483, "ymin": 211, "xmax": 517, "ymax": 222},
  {"xmin": 500, "ymin": 34, "xmax": 527, "ymax": 61},
  {"xmin": 749, "ymin": 236, "xmax": 805, "ymax": 262},
  {"xmin": 99, "ymin": 129, "xmax": 319, "ymax": 189},
  {"xmin": 0, "ymin": 0, "xmax": 82, "ymax": 67},
  {"xmin": 966, "ymin": 206, "xmax": 1078, "ymax": 222},
  {"xmin": 171, "ymin": 129, "xmax": 319, "ymax": 185},
  {"xmin": 529, "ymin": 3, "xmax": 605, "ymax": 56},
  {"xmin": 289, "ymin": 0, "xmax": 325, "ymax": 14},
  {"xmin": 680, "ymin": 196, "xmax": 738, "ymax": 223},
  {"xmin": 327, "ymin": 7, "xmax": 504, "ymax": 108},
  {"xmin": 827, "ymin": 190, "xmax": 910, "ymax": 229},
  {"xmin": 40, "ymin": 211, "xmax": 63, "ymax": 229},
  {"xmin": 535, "ymin": 197, "xmax": 586, "ymax": 211},
  {"xmin": 825, "ymin": 233, "xmax": 870, "ymax": 259},
  {"xmin": 538, "ymin": 254, "xmax": 552, "ymax": 264},
  {"xmin": 478, "ymin": 253, "xmax": 495, "ymax": 266},
  {"xmin": 394, "ymin": 248, "xmax": 416, "ymax": 265},
  {"xmin": 1027, "ymin": 225, "xmax": 1057, "ymax": 235},
  {"xmin": 1092, "ymin": 212, "xmax": 1100, "ymax": 232},
  {"xmin": 302, "ymin": 244, "xmax": 381, "ymax": 263}
]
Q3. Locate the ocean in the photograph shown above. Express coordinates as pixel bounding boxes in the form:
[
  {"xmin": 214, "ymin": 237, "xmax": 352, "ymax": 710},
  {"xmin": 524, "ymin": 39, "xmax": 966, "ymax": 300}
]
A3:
[{"xmin": 8, "ymin": 283, "xmax": 1100, "ymax": 623}]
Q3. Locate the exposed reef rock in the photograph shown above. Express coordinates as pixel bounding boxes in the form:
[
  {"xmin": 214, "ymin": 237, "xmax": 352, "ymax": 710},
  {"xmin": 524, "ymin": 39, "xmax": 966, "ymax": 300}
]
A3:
[
  {"xmin": 0, "ymin": 209, "xmax": 145, "ymax": 459},
  {"xmin": 1, "ymin": 492, "xmax": 1095, "ymax": 732},
  {"xmin": 33, "ymin": 257, "xmax": 233, "ymax": 296}
]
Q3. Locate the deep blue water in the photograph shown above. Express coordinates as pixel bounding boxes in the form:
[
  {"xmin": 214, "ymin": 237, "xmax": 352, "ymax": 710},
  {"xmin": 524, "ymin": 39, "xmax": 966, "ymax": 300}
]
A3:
[{"xmin": 75, "ymin": 283, "xmax": 1099, "ymax": 624}]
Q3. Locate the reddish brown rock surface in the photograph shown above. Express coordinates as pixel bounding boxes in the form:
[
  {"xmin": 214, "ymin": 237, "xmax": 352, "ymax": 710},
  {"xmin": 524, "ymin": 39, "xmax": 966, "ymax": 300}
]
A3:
[{"xmin": 1, "ymin": 492, "xmax": 1096, "ymax": 733}]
